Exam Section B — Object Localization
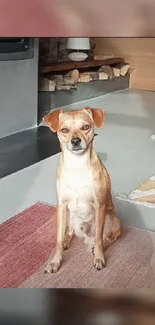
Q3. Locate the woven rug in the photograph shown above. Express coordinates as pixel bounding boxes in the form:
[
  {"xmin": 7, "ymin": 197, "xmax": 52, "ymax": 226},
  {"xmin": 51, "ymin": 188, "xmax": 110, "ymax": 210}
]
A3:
[
  {"xmin": 128, "ymin": 175, "xmax": 155, "ymax": 204},
  {"xmin": 1, "ymin": 202, "xmax": 155, "ymax": 288},
  {"xmin": 0, "ymin": 202, "xmax": 56, "ymax": 288}
]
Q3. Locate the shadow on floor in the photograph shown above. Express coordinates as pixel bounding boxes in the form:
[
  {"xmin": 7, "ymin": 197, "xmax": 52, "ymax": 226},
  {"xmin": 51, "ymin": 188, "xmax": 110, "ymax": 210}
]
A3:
[{"xmin": 0, "ymin": 126, "xmax": 60, "ymax": 179}]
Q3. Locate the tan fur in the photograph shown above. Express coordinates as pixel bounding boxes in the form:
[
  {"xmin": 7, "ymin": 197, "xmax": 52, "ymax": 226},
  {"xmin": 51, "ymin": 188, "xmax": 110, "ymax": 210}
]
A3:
[{"xmin": 43, "ymin": 107, "xmax": 121, "ymax": 273}]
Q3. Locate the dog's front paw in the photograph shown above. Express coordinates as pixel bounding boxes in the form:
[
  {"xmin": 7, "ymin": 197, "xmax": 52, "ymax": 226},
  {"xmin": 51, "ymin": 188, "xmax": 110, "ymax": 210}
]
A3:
[
  {"xmin": 44, "ymin": 260, "xmax": 61, "ymax": 274},
  {"xmin": 94, "ymin": 257, "xmax": 106, "ymax": 271}
]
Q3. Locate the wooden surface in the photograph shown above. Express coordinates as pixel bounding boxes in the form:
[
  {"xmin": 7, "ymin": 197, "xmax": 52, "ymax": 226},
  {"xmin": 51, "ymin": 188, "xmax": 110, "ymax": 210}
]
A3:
[
  {"xmin": 40, "ymin": 58, "xmax": 124, "ymax": 73},
  {"xmin": 94, "ymin": 38, "xmax": 155, "ymax": 91}
]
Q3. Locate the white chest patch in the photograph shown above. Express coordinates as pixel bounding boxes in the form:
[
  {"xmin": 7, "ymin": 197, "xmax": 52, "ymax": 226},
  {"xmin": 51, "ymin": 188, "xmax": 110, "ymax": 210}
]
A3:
[
  {"xmin": 59, "ymin": 152, "xmax": 95, "ymax": 240},
  {"xmin": 60, "ymin": 165, "xmax": 94, "ymax": 212}
]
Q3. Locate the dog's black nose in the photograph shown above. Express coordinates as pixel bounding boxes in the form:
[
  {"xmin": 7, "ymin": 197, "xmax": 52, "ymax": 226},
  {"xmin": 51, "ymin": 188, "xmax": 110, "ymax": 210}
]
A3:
[{"xmin": 71, "ymin": 137, "xmax": 81, "ymax": 146}]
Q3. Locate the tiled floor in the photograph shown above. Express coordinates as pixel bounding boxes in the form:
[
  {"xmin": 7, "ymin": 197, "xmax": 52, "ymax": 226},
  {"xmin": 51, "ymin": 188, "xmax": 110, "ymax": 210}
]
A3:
[{"xmin": 0, "ymin": 89, "xmax": 155, "ymax": 229}]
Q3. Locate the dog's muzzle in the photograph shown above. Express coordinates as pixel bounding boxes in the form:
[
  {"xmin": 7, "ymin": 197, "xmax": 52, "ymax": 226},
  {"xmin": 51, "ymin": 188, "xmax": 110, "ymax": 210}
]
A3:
[{"xmin": 71, "ymin": 137, "xmax": 82, "ymax": 151}]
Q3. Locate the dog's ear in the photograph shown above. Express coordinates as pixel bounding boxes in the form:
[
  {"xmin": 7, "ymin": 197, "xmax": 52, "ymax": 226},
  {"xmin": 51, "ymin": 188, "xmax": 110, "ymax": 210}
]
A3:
[
  {"xmin": 43, "ymin": 109, "xmax": 63, "ymax": 132},
  {"xmin": 84, "ymin": 107, "xmax": 105, "ymax": 128}
]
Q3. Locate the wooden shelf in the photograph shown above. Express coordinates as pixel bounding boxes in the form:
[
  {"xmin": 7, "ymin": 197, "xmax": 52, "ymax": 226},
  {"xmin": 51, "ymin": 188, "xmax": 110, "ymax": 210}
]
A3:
[{"xmin": 40, "ymin": 58, "xmax": 124, "ymax": 74}]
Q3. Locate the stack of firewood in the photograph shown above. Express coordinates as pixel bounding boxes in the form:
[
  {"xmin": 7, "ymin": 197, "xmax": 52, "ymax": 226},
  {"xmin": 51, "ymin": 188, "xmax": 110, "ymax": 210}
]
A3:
[
  {"xmin": 39, "ymin": 63, "xmax": 130, "ymax": 92},
  {"xmin": 39, "ymin": 69, "xmax": 79, "ymax": 91},
  {"xmin": 98, "ymin": 63, "xmax": 130, "ymax": 80}
]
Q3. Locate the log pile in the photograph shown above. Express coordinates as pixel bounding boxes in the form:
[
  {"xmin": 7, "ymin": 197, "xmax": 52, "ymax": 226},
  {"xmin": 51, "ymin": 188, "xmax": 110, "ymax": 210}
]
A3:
[
  {"xmin": 113, "ymin": 63, "xmax": 130, "ymax": 77},
  {"xmin": 99, "ymin": 65, "xmax": 114, "ymax": 80},
  {"xmin": 39, "ymin": 78, "xmax": 56, "ymax": 92},
  {"xmin": 39, "ymin": 63, "xmax": 130, "ymax": 92},
  {"xmin": 39, "ymin": 70, "xmax": 79, "ymax": 91}
]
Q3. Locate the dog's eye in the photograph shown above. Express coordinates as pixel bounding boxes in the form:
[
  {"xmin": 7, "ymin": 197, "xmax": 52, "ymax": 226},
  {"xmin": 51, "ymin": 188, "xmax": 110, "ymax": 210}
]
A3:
[
  {"xmin": 61, "ymin": 128, "xmax": 69, "ymax": 133},
  {"xmin": 82, "ymin": 124, "xmax": 90, "ymax": 131}
]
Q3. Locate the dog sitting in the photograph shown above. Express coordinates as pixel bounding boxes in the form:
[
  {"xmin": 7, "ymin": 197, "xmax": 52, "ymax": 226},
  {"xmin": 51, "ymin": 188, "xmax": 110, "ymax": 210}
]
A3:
[{"xmin": 43, "ymin": 107, "xmax": 121, "ymax": 273}]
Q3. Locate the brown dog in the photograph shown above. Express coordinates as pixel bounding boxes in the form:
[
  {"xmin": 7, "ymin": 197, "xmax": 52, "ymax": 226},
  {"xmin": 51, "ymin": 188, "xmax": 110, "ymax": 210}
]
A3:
[{"xmin": 43, "ymin": 107, "xmax": 121, "ymax": 273}]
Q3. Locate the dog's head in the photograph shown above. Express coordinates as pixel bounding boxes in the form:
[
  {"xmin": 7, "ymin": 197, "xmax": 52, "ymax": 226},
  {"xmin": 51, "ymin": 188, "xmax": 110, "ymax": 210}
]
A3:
[{"xmin": 43, "ymin": 107, "xmax": 104, "ymax": 155}]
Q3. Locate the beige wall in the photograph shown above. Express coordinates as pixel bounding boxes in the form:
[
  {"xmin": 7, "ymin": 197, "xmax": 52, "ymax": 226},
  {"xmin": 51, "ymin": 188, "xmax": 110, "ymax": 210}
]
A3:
[{"xmin": 94, "ymin": 38, "xmax": 155, "ymax": 91}]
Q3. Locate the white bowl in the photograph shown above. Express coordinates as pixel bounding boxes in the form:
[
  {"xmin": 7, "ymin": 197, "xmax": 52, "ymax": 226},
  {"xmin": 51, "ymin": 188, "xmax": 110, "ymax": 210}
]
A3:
[{"xmin": 68, "ymin": 52, "xmax": 88, "ymax": 62}]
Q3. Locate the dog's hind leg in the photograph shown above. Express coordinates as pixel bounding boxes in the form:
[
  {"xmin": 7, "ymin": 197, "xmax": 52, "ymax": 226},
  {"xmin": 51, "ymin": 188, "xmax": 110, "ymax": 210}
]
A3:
[
  {"xmin": 103, "ymin": 193, "xmax": 121, "ymax": 247},
  {"xmin": 91, "ymin": 194, "xmax": 121, "ymax": 254}
]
